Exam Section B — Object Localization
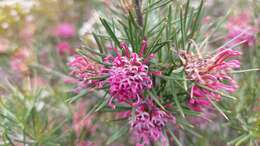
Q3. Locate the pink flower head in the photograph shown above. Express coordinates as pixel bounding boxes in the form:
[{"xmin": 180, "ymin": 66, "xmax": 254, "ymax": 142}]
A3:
[
  {"xmin": 54, "ymin": 22, "xmax": 76, "ymax": 38},
  {"xmin": 130, "ymin": 99, "xmax": 175, "ymax": 145},
  {"xmin": 180, "ymin": 48, "xmax": 241, "ymax": 111},
  {"xmin": 69, "ymin": 40, "xmax": 159, "ymax": 108},
  {"xmin": 68, "ymin": 55, "xmax": 105, "ymax": 92},
  {"xmin": 106, "ymin": 41, "xmax": 154, "ymax": 108},
  {"xmin": 226, "ymin": 12, "xmax": 257, "ymax": 47},
  {"xmin": 56, "ymin": 41, "xmax": 74, "ymax": 55}
]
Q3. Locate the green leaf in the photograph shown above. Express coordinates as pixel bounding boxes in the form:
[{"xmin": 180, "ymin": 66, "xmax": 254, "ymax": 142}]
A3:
[
  {"xmin": 100, "ymin": 17, "xmax": 120, "ymax": 47},
  {"xmin": 148, "ymin": 90, "xmax": 166, "ymax": 111},
  {"xmin": 168, "ymin": 127, "xmax": 183, "ymax": 146},
  {"xmin": 106, "ymin": 125, "xmax": 128, "ymax": 145},
  {"xmin": 92, "ymin": 32, "xmax": 104, "ymax": 53},
  {"xmin": 66, "ymin": 89, "xmax": 88, "ymax": 103},
  {"xmin": 207, "ymin": 96, "xmax": 229, "ymax": 120},
  {"xmin": 173, "ymin": 97, "xmax": 185, "ymax": 118}
]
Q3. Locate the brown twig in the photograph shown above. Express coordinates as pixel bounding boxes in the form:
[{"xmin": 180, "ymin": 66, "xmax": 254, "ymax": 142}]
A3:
[{"xmin": 134, "ymin": 0, "xmax": 143, "ymax": 26}]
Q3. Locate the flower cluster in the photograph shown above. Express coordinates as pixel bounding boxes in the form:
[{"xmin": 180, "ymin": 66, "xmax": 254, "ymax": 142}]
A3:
[
  {"xmin": 130, "ymin": 99, "xmax": 175, "ymax": 145},
  {"xmin": 226, "ymin": 12, "xmax": 257, "ymax": 47},
  {"xmin": 106, "ymin": 52, "xmax": 152, "ymax": 108},
  {"xmin": 69, "ymin": 40, "xmax": 154, "ymax": 108},
  {"xmin": 69, "ymin": 41, "xmax": 177, "ymax": 145},
  {"xmin": 180, "ymin": 48, "xmax": 241, "ymax": 111}
]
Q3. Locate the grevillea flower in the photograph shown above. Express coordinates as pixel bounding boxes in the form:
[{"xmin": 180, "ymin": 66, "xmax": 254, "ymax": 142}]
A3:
[
  {"xmin": 69, "ymin": 40, "xmax": 157, "ymax": 108},
  {"xmin": 130, "ymin": 98, "xmax": 175, "ymax": 145},
  {"xmin": 54, "ymin": 22, "xmax": 76, "ymax": 38},
  {"xmin": 180, "ymin": 48, "xmax": 241, "ymax": 111},
  {"xmin": 68, "ymin": 55, "xmax": 105, "ymax": 92},
  {"xmin": 226, "ymin": 12, "xmax": 257, "ymax": 47},
  {"xmin": 105, "ymin": 40, "xmax": 156, "ymax": 108}
]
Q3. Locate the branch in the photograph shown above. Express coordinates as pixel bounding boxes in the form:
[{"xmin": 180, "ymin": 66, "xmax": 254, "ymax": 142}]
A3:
[{"xmin": 134, "ymin": 0, "xmax": 143, "ymax": 26}]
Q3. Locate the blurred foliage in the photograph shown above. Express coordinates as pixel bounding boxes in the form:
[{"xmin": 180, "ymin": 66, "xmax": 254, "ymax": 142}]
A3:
[{"xmin": 0, "ymin": 0, "xmax": 258, "ymax": 146}]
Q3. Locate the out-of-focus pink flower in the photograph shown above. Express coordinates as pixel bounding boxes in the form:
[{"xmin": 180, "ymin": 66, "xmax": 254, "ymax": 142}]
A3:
[
  {"xmin": 180, "ymin": 48, "xmax": 241, "ymax": 111},
  {"xmin": 73, "ymin": 101, "xmax": 97, "ymax": 138},
  {"xmin": 226, "ymin": 12, "xmax": 257, "ymax": 47},
  {"xmin": 130, "ymin": 99, "xmax": 175, "ymax": 145},
  {"xmin": 203, "ymin": 16, "xmax": 212, "ymax": 24},
  {"xmin": 10, "ymin": 48, "xmax": 32, "ymax": 73},
  {"xmin": 56, "ymin": 41, "xmax": 74, "ymax": 55},
  {"xmin": 54, "ymin": 22, "xmax": 76, "ymax": 38},
  {"xmin": 188, "ymin": 107, "xmax": 216, "ymax": 128}
]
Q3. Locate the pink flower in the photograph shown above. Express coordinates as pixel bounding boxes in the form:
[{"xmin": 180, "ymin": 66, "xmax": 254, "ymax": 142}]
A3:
[
  {"xmin": 107, "ymin": 53, "xmax": 152, "ymax": 108},
  {"xmin": 54, "ymin": 22, "xmax": 76, "ymax": 38},
  {"xmin": 69, "ymin": 40, "xmax": 159, "ymax": 108},
  {"xmin": 56, "ymin": 41, "xmax": 74, "ymax": 55},
  {"xmin": 68, "ymin": 55, "xmax": 105, "ymax": 92},
  {"xmin": 180, "ymin": 48, "xmax": 241, "ymax": 111},
  {"xmin": 130, "ymin": 99, "xmax": 175, "ymax": 145},
  {"xmin": 106, "ymin": 41, "xmax": 155, "ymax": 108},
  {"xmin": 226, "ymin": 12, "xmax": 257, "ymax": 47}
]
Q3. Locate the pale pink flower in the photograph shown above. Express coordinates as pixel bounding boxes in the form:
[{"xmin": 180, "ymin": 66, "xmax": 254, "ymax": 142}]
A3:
[
  {"xmin": 68, "ymin": 55, "xmax": 105, "ymax": 92},
  {"xmin": 130, "ymin": 99, "xmax": 175, "ymax": 145},
  {"xmin": 180, "ymin": 48, "xmax": 241, "ymax": 111},
  {"xmin": 54, "ymin": 22, "xmax": 76, "ymax": 38},
  {"xmin": 226, "ymin": 12, "xmax": 257, "ymax": 47}
]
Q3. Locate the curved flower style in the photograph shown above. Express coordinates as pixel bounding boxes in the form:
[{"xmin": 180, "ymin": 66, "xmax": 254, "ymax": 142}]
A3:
[
  {"xmin": 130, "ymin": 99, "xmax": 175, "ymax": 146},
  {"xmin": 226, "ymin": 12, "xmax": 257, "ymax": 47},
  {"xmin": 69, "ymin": 40, "xmax": 157, "ymax": 108},
  {"xmin": 180, "ymin": 48, "xmax": 241, "ymax": 111}
]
